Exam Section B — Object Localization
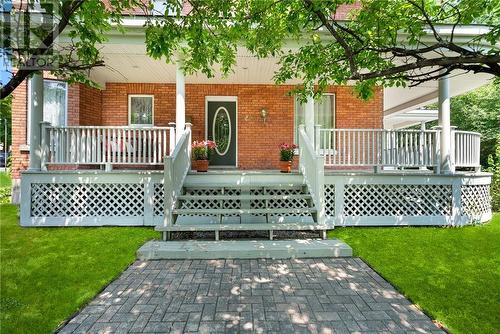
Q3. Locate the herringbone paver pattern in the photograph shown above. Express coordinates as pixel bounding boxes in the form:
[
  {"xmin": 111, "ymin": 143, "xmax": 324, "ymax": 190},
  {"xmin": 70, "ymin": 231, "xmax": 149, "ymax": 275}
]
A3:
[{"xmin": 58, "ymin": 258, "xmax": 443, "ymax": 334}]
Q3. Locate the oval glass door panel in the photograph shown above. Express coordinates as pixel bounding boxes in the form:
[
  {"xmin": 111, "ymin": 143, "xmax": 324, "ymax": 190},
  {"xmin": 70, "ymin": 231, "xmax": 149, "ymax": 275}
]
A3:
[{"xmin": 213, "ymin": 107, "xmax": 231, "ymax": 156}]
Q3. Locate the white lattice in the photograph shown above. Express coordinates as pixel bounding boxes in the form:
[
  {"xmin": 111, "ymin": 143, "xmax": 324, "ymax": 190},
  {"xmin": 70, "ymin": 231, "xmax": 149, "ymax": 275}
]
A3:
[
  {"xmin": 343, "ymin": 184, "xmax": 452, "ymax": 216},
  {"xmin": 180, "ymin": 188, "xmax": 220, "ymax": 216},
  {"xmin": 324, "ymin": 184, "xmax": 335, "ymax": 217},
  {"xmin": 154, "ymin": 183, "xmax": 164, "ymax": 216},
  {"xmin": 250, "ymin": 188, "xmax": 266, "ymax": 216},
  {"xmin": 267, "ymin": 188, "xmax": 306, "ymax": 206},
  {"xmin": 175, "ymin": 186, "xmax": 311, "ymax": 217},
  {"xmin": 224, "ymin": 188, "xmax": 242, "ymax": 216},
  {"xmin": 267, "ymin": 188, "xmax": 309, "ymax": 216},
  {"xmin": 31, "ymin": 183, "xmax": 144, "ymax": 217},
  {"xmin": 461, "ymin": 184, "xmax": 491, "ymax": 216}
]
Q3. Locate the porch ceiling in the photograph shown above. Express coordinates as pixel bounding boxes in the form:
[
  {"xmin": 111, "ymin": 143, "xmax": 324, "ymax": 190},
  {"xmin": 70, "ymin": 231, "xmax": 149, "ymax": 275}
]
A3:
[
  {"xmin": 384, "ymin": 109, "xmax": 439, "ymax": 129},
  {"xmin": 89, "ymin": 44, "xmax": 292, "ymax": 86},
  {"xmin": 90, "ymin": 41, "xmax": 494, "ymax": 116},
  {"xmin": 383, "ymin": 71, "xmax": 493, "ymax": 116}
]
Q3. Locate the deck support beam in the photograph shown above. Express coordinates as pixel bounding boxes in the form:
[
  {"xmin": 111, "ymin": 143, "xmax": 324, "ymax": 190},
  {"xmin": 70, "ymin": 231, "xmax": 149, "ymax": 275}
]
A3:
[
  {"xmin": 438, "ymin": 74, "xmax": 454, "ymax": 174},
  {"xmin": 29, "ymin": 73, "xmax": 43, "ymax": 170},
  {"xmin": 176, "ymin": 61, "xmax": 186, "ymax": 143}
]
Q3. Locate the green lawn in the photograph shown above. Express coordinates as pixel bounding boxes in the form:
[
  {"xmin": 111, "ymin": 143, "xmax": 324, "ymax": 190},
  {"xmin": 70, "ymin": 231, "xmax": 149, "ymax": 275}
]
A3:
[
  {"xmin": 0, "ymin": 172, "xmax": 11, "ymax": 203},
  {"xmin": 329, "ymin": 214, "xmax": 500, "ymax": 334},
  {"xmin": 1, "ymin": 188, "xmax": 498, "ymax": 334},
  {"xmin": 0, "ymin": 172, "xmax": 10, "ymax": 187},
  {"xmin": 0, "ymin": 204, "xmax": 160, "ymax": 334}
]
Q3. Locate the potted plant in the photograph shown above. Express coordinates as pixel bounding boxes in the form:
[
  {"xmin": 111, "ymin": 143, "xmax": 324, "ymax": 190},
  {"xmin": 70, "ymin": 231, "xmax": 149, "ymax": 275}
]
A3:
[
  {"xmin": 192, "ymin": 140, "xmax": 217, "ymax": 172},
  {"xmin": 279, "ymin": 143, "xmax": 298, "ymax": 173}
]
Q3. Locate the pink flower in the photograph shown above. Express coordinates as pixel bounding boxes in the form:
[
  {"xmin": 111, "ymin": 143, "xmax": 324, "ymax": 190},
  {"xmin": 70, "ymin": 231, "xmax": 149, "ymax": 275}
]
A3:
[{"xmin": 192, "ymin": 140, "xmax": 217, "ymax": 149}]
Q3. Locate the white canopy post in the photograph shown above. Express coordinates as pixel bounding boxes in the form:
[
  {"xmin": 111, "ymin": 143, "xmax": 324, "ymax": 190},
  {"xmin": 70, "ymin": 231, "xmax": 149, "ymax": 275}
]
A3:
[
  {"xmin": 175, "ymin": 61, "xmax": 186, "ymax": 143},
  {"xmin": 438, "ymin": 74, "xmax": 454, "ymax": 173},
  {"xmin": 29, "ymin": 73, "xmax": 43, "ymax": 170}
]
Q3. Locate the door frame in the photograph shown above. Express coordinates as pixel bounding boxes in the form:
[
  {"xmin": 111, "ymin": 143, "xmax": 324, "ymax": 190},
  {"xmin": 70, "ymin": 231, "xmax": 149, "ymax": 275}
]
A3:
[{"xmin": 205, "ymin": 96, "xmax": 238, "ymax": 167}]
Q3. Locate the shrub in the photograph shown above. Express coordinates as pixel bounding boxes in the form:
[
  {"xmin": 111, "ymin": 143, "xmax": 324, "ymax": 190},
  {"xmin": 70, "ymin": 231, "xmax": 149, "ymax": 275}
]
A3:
[
  {"xmin": 0, "ymin": 186, "xmax": 10, "ymax": 204},
  {"xmin": 485, "ymin": 136, "xmax": 499, "ymax": 211}
]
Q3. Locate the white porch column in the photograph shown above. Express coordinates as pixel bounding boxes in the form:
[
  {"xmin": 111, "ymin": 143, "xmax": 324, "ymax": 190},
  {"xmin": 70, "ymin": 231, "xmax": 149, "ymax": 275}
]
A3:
[
  {"xmin": 175, "ymin": 61, "xmax": 186, "ymax": 143},
  {"xmin": 438, "ymin": 74, "xmax": 453, "ymax": 173},
  {"xmin": 305, "ymin": 96, "xmax": 315, "ymax": 139},
  {"xmin": 419, "ymin": 121, "xmax": 427, "ymax": 171},
  {"xmin": 29, "ymin": 73, "xmax": 43, "ymax": 170}
]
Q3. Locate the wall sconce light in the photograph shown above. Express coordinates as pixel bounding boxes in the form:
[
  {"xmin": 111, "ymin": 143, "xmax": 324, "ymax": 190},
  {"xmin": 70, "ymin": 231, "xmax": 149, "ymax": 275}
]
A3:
[{"xmin": 260, "ymin": 108, "xmax": 268, "ymax": 123}]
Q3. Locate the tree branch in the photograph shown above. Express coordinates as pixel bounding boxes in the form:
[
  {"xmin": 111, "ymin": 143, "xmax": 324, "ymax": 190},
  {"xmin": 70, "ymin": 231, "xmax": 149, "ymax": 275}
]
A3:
[
  {"xmin": 1, "ymin": 0, "xmax": 85, "ymax": 99},
  {"xmin": 353, "ymin": 54, "xmax": 500, "ymax": 82},
  {"xmin": 303, "ymin": 0, "xmax": 359, "ymax": 76}
]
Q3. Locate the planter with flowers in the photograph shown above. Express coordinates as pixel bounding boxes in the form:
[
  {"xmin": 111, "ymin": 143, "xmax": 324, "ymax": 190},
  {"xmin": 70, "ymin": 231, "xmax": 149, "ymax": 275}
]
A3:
[
  {"xmin": 279, "ymin": 143, "xmax": 298, "ymax": 173},
  {"xmin": 192, "ymin": 140, "xmax": 217, "ymax": 172}
]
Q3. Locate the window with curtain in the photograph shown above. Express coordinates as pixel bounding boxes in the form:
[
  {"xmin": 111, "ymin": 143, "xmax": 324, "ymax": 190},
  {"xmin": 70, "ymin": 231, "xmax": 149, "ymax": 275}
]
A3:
[
  {"xmin": 129, "ymin": 95, "xmax": 154, "ymax": 126},
  {"xmin": 27, "ymin": 79, "xmax": 67, "ymax": 144},
  {"xmin": 294, "ymin": 94, "xmax": 335, "ymax": 143},
  {"xmin": 43, "ymin": 80, "xmax": 67, "ymax": 126}
]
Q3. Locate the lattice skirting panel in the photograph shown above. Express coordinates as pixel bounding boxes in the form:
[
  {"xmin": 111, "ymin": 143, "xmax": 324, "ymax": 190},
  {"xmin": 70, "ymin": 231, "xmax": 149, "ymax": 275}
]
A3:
[
  {"xmin": 343, "ymin": 184, "xmax": 452, "ymax": 216},
  {"xmin": 21, "ymin": 171, "xmax": 492, "ymax": 227},
  {"xmin": 31, "ymin": 183, "xmax": 144, "ymax": 217},
  {"xmin": 324, "ymin": 173, "xmax": 492, "ymax": 226},
  {"xmin": 21, "ymin": 171, "xmax": 165, "ymax": 226},
  {"xmin": 461, "ymin": 184, "xmax": 491, "ymax": 218}
]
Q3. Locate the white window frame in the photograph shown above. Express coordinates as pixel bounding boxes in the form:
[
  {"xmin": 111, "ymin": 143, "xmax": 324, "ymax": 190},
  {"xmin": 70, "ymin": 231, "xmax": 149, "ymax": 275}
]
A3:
[
  {"xmin": 293, "ymin": 93, "xmax": 336, "ymax": 144},
  {"xmin": 128, "ymin": 94, "xmax": 154, "ymax": 127},
  {"xmin": 26, "ymin": 78, "xmax": 68, "ymax": 145}
]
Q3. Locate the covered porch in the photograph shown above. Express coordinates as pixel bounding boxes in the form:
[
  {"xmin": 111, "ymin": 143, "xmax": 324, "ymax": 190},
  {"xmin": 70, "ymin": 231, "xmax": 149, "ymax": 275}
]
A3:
[{"xmin": 20, "ymin": 37, "xmax": 493, "ymax": 231}]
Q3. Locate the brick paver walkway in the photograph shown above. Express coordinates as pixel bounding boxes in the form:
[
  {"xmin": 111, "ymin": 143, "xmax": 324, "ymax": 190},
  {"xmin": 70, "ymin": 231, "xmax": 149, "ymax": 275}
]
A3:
[{"xmin": 58, "ymin": 258, "xmax": 442, "ymax": 334}]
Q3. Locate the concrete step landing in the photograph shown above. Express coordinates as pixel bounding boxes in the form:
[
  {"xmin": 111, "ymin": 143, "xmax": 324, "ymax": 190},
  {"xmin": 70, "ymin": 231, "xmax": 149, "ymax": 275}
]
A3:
[{"xmin": 137, "ymin": 239, "xmax": 352, "ymax": 260}]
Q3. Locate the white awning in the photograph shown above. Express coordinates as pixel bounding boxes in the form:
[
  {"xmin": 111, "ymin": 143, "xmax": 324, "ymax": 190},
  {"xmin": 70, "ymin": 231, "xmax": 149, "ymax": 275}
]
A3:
[{"xmin": 384, "ymin": 109, "xmax": 438, "ymax": 129}]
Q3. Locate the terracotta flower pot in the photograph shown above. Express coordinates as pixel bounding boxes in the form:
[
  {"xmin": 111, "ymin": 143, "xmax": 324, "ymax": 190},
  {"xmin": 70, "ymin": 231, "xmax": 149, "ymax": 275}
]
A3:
[
  {"xmin": 280, "ymin": 160, "xmax": 292, "ymax": 173},
  {"xmin": 192, "ymin": 159, "xmax": 209, "ymax": 172}
]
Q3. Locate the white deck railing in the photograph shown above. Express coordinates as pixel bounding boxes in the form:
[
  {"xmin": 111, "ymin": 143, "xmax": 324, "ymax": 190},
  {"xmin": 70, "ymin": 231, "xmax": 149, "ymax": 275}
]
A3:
[
  {"xmin": 41, "ymin": 124, "xmax": 176, "ymax": 167},
  {"xmin": 317, "ymin": 128, "xmax": 481, "ymax": 169},
  {"xmin": 317, "ymin": 128, "xmax": 440, "ymax": 168},
  {"xmin": 163, "ymin": 124, "xmax": 192, "ymax": 233},
  {"xmin": 298, "ymin": 125, "xmax": 325, "ymax": 225},
  {"xmin": 453, "ymin": 131, "xmax": 481, "ymax": 168}
]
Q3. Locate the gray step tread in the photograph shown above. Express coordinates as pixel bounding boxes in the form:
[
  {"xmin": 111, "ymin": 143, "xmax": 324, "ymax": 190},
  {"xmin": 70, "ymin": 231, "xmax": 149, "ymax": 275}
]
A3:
[
  {"xmin": 156, "ymin": 223, "xmax": 334, "ymax": 232},
  {"xmin": 178, "ymin": 194, "xmax": 312, "ymax": 200},
  {"xmin": 138, "ymin": 239, "xmax": 352, "ymax": 260},
  {"xmin": 182, "ymin": 183, "xmax": 306, "ymax": 189},
  {"xmin": 173, "ymin": 208, "xmax": 316, "ymax": 215}
]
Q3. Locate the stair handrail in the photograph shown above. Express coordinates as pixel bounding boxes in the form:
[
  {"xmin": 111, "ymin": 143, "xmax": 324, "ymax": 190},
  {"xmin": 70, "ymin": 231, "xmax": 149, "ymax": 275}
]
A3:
[
  {"xmin": 163, "ymin": 123, "xmax": 192, "ymax": 230},
  {"xmin": 298, "ymin": 125, "xmax": 325, "ymax": 225}
]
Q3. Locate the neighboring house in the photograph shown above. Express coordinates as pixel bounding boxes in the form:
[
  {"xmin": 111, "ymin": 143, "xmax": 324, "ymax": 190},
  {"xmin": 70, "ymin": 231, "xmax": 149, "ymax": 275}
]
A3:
[{"xmin": 10, "ymin": 11, "xmax": 492, "ymax": 236}]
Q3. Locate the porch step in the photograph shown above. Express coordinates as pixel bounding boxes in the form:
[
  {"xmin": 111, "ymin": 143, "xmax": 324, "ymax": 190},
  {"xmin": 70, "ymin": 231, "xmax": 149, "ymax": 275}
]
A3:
[
  {"xmin": 172, "ymin": 208, "xmax": 316, "ymax": 215},
  {"xmin": 170, "ymin": 175, "xmax": 317, "ymax": 235},
  {"xmin": 156, "ymin": 223, "xmax": 333, "ymax": 232},
  {"xmin": 182, "ymin": 183, "xmax": 306, "ymax": 189},
  {"xmin": 177, "ymin": 194, "xmax": 312, "ymax": 201},
  {"xmin": 137, "ymin": 239, "xmax": 352, "ymax": 260}
]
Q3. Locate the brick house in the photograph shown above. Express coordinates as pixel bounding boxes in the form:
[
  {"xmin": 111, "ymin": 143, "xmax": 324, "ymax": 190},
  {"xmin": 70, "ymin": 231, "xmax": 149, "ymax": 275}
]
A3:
[{"xmin": 10, "ymin": 12, "xmax": 492, "ymax": 236}]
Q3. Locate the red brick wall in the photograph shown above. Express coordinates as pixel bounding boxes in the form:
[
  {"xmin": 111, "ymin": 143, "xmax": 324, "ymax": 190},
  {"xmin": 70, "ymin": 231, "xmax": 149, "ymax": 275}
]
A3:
[
  {"xmin": 11, "ymin": 79, "xmax": 28, "ymax": 179},
  {"xmin": 101, "ymin": 83, "xmax": 175, "ymax": 126},
  {"xmin": 101, "ymin": 83, "xmax": 383, "ymax": 170},
  {"xmin": 11, "ymin": 81, "xmax": 382, "ymax": 178},
  {"xmin": 67, "ymin": 84, "xmax": 80, "ymax": 125},
  {"xmin": 79, "ymin": 85, "xmax": 102, "ymax": 125}
]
